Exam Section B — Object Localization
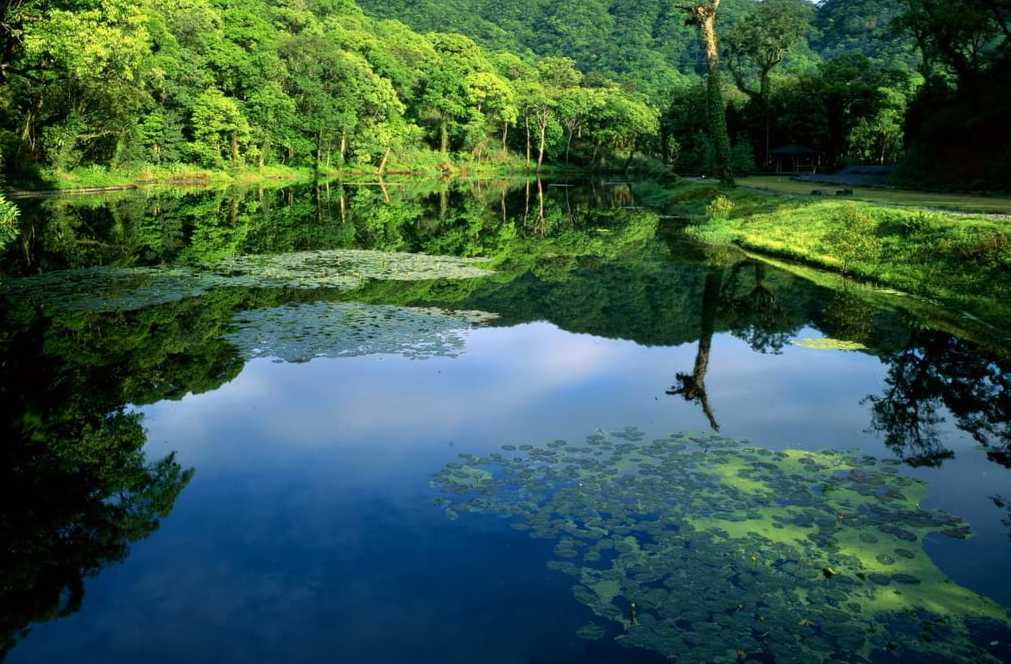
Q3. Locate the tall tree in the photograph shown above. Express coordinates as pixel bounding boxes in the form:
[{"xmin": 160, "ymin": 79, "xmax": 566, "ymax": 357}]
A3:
[
  {"xmin": 678, "ymin": 1, "xmax": 734, "ymax": 185},
  {"xmin": 723, "ymin": 0, "xmax": 811, "ymax": 166}
]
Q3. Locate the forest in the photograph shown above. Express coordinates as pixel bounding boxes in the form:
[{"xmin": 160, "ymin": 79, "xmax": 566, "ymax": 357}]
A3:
[{"xmin": 0, "ymin": 0, "xmax": 1009, "ymax": 190}]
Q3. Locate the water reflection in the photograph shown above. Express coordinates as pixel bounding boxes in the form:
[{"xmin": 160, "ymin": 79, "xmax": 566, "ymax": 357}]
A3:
[
  {"xmin": 0, "ymin": 315, "xmax": 193, "ymax": 657},
  {"xmin": 866, "ymin": 329, "xmax": 1011, "ymax": 468},
  {"xmin": 1, "ymin": 178, "xmax": 1011, "ymax": 660}
]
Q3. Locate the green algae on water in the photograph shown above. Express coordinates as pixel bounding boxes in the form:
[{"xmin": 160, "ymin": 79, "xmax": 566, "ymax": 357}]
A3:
[
  {"xmin": 223, "ymin": 302, "xmax": 498, "ymax": 362},
  {"xmin": 793, "ymin": 337, "xmax": 868, "ymax": 351},
  {"xmin": 430, "ymin": 429, "xmax": 1011, "ymax": 663}
]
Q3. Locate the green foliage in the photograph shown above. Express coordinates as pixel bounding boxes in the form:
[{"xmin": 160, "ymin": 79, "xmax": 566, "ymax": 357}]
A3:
[
  {"xmin": 679, "ymin": 182, "xmax": 1011, "ymax": 329},
  {"xmin": 824, "ymin": 205, "xmax": 880, "ymax": 272},
  {"xmin": 705, "ymin": 194, "xmax": 735, "ymax": 221},
  {"xmin": 0, "ymin": 0, "xmax": 664, "ymax": 184}
]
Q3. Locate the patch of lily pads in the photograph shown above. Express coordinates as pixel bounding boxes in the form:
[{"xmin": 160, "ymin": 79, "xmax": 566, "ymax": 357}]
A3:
[
  {"xmin": 431, "ymin": 429, "xmax": 1011, "ymax": 663},
  {"xmin": 223, "ymin": 302, "xmax": 498, "ymax": 362},
  {"xmin": 793, "ymin": 337, "xmax": 867, "ymax": 351},
  {"xmin": 0, "ymin": 250, "xmax": 493, "ymax": 313}
]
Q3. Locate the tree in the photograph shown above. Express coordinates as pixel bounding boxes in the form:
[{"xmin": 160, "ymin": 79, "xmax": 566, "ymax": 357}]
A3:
[
  {"xmin": 723, "ymin": 0, "xmax": 811, "ymax": 166},
  {"xmin": 677, "ymin": 1, "xmax": 735, "ymax": 185},
  {"xmin": 190, "ymin": 87, "xmax": 251, "ymax": 166}
]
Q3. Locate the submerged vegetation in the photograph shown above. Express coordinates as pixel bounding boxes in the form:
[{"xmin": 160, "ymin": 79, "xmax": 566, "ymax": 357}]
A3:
[{"xmin": 432, "ymin": 429, "xmax": 1011, "ymax": 663}]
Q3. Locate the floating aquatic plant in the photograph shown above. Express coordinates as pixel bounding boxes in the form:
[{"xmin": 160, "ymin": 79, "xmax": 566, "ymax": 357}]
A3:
[
  {"xmin": 793, "ymin": 337, "xmax": 868, "ymax": 351},
  {"xmin": 223, "ymin": 302, "xmax": 498, "ymax": 363},
  {"xmin": 1, "ymin": 250, "xmax": 494, "ymax": 313},
  {"xmin": 431, "ymin": 429, "xmax": 1011, "ymax": 663}
]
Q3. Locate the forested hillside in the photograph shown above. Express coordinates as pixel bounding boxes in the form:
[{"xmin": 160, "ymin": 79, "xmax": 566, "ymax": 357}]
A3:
[
  {"xmin": 358, "ymin": 0, "xmax": 915, "ymax": 95},
  {"xmin": 0, "ymin": 0, "xmax": 1007, "ymax": 190},
  {"xmin": 0, "ymin": 0, "xmax": 657, "ymax": 186}
]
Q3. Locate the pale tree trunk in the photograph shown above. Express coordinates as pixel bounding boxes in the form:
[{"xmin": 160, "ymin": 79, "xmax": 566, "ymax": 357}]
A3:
[
  {"xmin": 692, "ymin": 0, "xmax": 734, "ymax": 186},
  {"xmin": 502, "ymin": 122, "xmax": 509, "ymax": 155},
  {"xmin": 536, "ymin": 112, "xmax": 548, "ymax": 173},
  {"xmin": 377, "ymin": 148, "xmax": 391, "ymax": 176},
  {"xmin": 525, "ymin": 117, "xmax": 532, "ymax": 166}
]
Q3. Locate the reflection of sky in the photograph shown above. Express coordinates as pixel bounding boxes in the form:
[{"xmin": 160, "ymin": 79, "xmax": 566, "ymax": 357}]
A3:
[{"xmin": 12, "ymin": 322, "xmax": 1011, "ymax": 663}]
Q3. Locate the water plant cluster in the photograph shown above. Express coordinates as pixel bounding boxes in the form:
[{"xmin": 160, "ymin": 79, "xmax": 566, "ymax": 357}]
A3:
[
  {"xmin": 0, "ymin": 250, "xmax": 493, "ymax": 313},
  {"xmin": 432, "ymin": 429, "xmax": 1011, "ymax": 663},
  {"xmin": 224, "ymin": 302, "xmax": 497, "ymax": 363}
]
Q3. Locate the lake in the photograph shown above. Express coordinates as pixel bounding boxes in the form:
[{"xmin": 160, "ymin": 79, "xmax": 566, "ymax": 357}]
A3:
[{"xmin": 1, "ymin": 178, "xmax": 1010, "ymax": 664}]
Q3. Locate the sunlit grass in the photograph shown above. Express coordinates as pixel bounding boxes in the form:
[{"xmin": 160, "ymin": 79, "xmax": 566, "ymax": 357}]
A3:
[{"xmin": 738, "ymin": 175, "xmax": 1011, "ymax": 214}]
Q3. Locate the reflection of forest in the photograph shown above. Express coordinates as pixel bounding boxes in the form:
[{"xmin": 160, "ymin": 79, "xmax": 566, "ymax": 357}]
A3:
[
  {"xmin": 2, "ymin": 179, "xmax": 1011, "ymax": 650},
  {"xmin": 0, "ymin": 312, "xmax": 194, "ymax": 656}
]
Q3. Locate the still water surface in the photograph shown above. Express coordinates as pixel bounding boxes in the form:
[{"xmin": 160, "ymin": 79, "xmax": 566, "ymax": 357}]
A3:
[{"xmin": 1, "ymin": 179, "xmax": 1010, "ymax": 663}]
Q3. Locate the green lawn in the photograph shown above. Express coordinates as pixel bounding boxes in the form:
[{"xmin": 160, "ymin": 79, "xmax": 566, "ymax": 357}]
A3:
[{"xmin": 738, "ymin": 175, "xmax": 1011, "ymax": 215}]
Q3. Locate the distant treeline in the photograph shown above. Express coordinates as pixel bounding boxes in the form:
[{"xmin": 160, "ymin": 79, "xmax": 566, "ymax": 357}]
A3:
[{"xmin": 1, "ymin": 1, "xmax": 1008, "ymax": 189}]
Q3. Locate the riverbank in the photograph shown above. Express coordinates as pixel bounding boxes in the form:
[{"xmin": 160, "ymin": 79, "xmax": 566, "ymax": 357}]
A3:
[{"xmin": 659, "ymin": 181, "xmax": 1011, "ymax": 334}]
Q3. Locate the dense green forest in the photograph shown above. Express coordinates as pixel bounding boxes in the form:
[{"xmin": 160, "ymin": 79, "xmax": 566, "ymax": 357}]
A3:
[
  {"xmin": 0, "ymin": 0, "xmax": 1008, "ymax": 189},
  {"xmin": 0, "ymin": 0, "xmax": 658, "ymax": 186}
]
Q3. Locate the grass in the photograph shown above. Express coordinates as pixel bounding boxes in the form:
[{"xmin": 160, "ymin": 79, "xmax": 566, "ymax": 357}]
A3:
[
  {"xmin": 738, "ymin": 175, "xmax": 1011, "ymax": 215},
  {"xmin": 666, "ymin": 181, "xmax": 1011, "ymax": 334}
]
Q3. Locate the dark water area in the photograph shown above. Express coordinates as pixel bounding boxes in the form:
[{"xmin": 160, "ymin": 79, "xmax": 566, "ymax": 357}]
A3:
[{"xmin": 1, "ymin": 178, "xmax": 1010, "ymax": 663}]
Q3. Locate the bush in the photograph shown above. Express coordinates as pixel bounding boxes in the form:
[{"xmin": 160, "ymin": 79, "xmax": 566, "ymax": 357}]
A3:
[
  {"xmin": 0, "ymin": 193, "xmax": 20, "ymax": 255},
  {"xmin": 706, "ymin": 195, "xmax": 735, "ymax": 221}
]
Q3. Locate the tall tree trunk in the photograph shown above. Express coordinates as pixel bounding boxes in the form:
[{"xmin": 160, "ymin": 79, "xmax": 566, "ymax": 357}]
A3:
[
  {"xmin": 684, "ymin": 1, "xmax": 734, "ymax": 186},
  {"xmin": 623, "ymin": 140, "xmax": 636, "ymax": 171},
  {"xmin": 315, "ymin": 130, "xmax": 323, "ymax": 170},
  {"xmin": 502, "ymin": 122, "xmax": 509, "ymax": 155},
  {"xmin": 377, "ymin": 147, "xmax": 391, "ymax": 176},
  {"xmin": 536, "ymin": 119, "xmax": 547, "ymax": 173},
  {"xmin": 231, "ymin": 130, "xmax": 239, "ymax": 163},
  {"xmin": 525, "ymin": 117, "xmax": 532, "ymax": 166},
  {"xmin": 440, "ymin": 122, "xmax": 449, "ymax": 153},
  {"xmin": 339, "ymin": 130, "xmax": 347, "ymax": 164},
  {"xmin": 565, "ymin": 127, "xmax": 574, "ymax": 163}
]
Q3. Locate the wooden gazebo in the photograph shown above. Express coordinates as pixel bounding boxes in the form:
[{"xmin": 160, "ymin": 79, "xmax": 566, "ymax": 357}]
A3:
[{"xmin": 770, "ymin": 144, "xmax": 820, "ymax": 174}]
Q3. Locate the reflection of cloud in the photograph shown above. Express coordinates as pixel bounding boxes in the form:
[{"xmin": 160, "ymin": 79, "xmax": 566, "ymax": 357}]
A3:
[{"xmin": 141, "ymin": 323, "xmax": 884, "ymax": 472}]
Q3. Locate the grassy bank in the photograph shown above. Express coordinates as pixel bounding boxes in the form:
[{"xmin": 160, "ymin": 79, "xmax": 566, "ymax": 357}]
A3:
[
  {"xmin": 737, "ymin": 175, "xmax": 1011, "ymax": 215},
  {"xmin": 663, "ymin": 182, "xmax": 1011, "ymax": 333}
]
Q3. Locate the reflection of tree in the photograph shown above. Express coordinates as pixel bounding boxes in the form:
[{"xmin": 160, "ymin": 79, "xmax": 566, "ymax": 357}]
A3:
[
  {"xmin": 0, "ymin": 313, "xmax": 194, "ymax": 656},
  {"xmin": 666, "ymin": 253, "xmax": 805, "ymax": 430},
  {"xmin": 821, "ymin": 287, "xmax": 875, "ymax": 345},
  {"xmin": 721, "ymin": 261, "xmax": 791, "ymax": 354},
  {"xmin": 864, "ymin": 330, "xmax": 1011, "ymax": 468},
  {"xmin": 668, "ymin": 264, "xmax": 722, "ymax": 431}
]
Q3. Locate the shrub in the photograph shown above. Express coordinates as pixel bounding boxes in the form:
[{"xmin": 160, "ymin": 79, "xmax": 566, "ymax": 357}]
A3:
[{"xmin": 706, "ymin": 195, "xmax": 735, "ymax": 221}]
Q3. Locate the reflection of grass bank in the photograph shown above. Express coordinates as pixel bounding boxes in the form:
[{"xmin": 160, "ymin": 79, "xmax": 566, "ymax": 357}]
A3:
[{"xmin": 667, "ymin": 182, "xmax": 1011, "ymax": 334}]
